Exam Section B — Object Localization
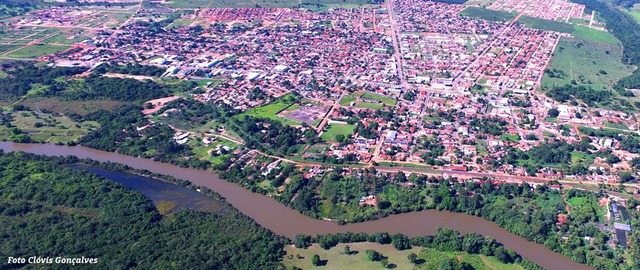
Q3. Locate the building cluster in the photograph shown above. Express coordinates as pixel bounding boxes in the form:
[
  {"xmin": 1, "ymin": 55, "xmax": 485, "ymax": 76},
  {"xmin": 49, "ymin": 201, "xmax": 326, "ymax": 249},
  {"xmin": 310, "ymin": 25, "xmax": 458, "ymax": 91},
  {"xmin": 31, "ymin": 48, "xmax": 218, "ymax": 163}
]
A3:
[
  {"xmin": 487, "ymin": 0, "xmax": 589, "ymax": 23},
  {"xmin": 19, "ymin": 1, "xmax": 638, "ymax": 185}
]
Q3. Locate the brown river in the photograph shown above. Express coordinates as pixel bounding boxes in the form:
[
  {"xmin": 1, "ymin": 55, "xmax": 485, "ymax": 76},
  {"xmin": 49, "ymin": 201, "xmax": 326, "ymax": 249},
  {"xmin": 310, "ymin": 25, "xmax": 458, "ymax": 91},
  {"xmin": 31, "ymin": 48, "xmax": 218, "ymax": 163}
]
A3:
[{"xmin": 0, "ymin": 142, "xmax": 591, "ymax": 270}]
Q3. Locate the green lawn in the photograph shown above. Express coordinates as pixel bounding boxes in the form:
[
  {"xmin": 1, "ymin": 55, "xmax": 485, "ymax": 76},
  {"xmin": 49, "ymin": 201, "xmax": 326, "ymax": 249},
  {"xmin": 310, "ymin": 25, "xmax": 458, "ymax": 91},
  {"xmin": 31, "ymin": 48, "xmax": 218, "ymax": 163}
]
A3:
[
  {"xmin": 501, "ymin": 134, "xmax": 520, "ymax": 142},
  {"xmin": 321, "ymin": 123, "xmax": 356, "ymax": 141},
  {"xmin": 572, "ymin": 26, "xmax": 620, "ymax": 45},
  {"xmin": 459, "ymin": 7, "xmax": 516, "ymax": 22},
  {"xmin": 623, "ymin": 9, "xmax": 640, "ymax": 24},
  {"xmin": 190, "ymin": 137, "xmax": 238, "ymax": 166},
  {"xmin": 570, "ymin": 151, "xmax": 593, "ymax": 165},
  {"xmin": 545, "ymin": 117, "xmax": 558, "ymax": 123},
  {"xmin": 283, "ymin": 243, "xmax": 419, "ymax": 270},
  {"xmin": 361, "ymin": 92, "xmax": 397, "ymax": 106},
  {"xmin": 41, "ymin": 31, "xmax": 91, "ymax": 45},
  {"xmin": 339, "ymin": 93, "xmax": 359, "ymax": 106},
  {"xmin": 518, "ymin": 16, "xmax": 574, "ymax": 33},
  {"xmin": 541, "ymin": 38, "xmax": 634, "ymax": 91},
  {"xmin": 237, "ymin": 94, "xmax": 300, "ymax": 125},
  {"xmin": 355, "ymin": 102, "xmax": 385, "ymax": 110},
  {"xmin": 5, "ymin": 44, "xmax": 69, "ymax": 59},
  {"xmin": 284, "ymin": 243, "xmax": 525, "ymax": 270}
]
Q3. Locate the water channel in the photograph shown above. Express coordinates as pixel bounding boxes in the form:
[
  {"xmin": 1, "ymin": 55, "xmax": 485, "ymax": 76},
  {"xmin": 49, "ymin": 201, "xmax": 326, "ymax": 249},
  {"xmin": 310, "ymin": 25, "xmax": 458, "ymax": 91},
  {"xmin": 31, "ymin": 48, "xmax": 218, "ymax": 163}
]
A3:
[{"xmin": 0, "ymin": 142, "xmax": 592, "ymax": 270}]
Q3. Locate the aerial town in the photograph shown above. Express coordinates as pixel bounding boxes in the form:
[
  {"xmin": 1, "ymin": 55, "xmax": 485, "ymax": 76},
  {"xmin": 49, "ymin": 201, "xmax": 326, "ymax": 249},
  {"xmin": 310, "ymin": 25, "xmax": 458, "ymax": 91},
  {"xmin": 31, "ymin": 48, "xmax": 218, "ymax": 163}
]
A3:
[{"xmin": 1, "ymin": 0, "xmax": 639, "ymax": 268}]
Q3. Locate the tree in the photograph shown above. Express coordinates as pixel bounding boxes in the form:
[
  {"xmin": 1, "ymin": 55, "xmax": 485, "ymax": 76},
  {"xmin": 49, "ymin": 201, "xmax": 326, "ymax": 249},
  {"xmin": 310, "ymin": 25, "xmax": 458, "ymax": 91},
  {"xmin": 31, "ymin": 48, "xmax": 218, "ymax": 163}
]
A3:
[
  {"xmin": 335, "ymin": 134, "xmax": 345, "ymax": 143},
  {"xmin": 311, "ymin": 254, "xmax": 320, "ymax": 266},
  {"xmin": 343, "ymin": 245, "xmax": 351, "ymax": 255},
  {"xmin": 365, "ymin": 249, "xmax": 381, "ymax": 261},
  {"xmin": 407, "ymin": 253, "xmax": 417, "ymax": 264},
  {"xmin": 548, "ymin": 108, "xmax": 559, "ymax": 118}
]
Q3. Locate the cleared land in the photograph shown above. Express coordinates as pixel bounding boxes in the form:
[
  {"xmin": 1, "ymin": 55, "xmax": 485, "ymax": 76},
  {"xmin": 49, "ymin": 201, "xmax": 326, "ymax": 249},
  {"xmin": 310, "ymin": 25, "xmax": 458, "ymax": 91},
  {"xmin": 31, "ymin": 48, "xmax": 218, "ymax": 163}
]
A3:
[
  {"xmin": 623, "ymin": 9, "xmax": 640, "ymax": 24},
  {"xmin": 190, "ymin": 136, "xmax": 238, "ymax": 166},
  {"xmin": 459, "ymin": 7, "xmax": 516, "ymax": 22},
  {"xmin": 0, "ymin": 110, "xmax": 99, "ymax": 143},
  {"xmin": 18, "ymin": 97, "xmax": 129, "ymax": 116},
  {"xmin": 541, "ymin": 38, "xmax": 635, "ymax": 91},
  {"xmin": 5, "ymin": 44, "xmax": 69, "ymax": 59},
  {"xmin": 237, "ymin": 95, "xmax": 300, "ymax": 125},
  {"xmin": 572, "ymin": 26, "xmax": 620, "ymax": 45},
  {"xmin": 362, "ymin": 92, "xmax": 397, "ymax": 106},
  {"xmin": 282, "ymin": 243, "xmax": 525, "ymax": 270},
  {"xmin": 321, "ymin": 123, "xmax": 356, "ymax": 141},
  {"xmin": 517, "ymin": 16, "xmax": 574, "ymax": 33}
]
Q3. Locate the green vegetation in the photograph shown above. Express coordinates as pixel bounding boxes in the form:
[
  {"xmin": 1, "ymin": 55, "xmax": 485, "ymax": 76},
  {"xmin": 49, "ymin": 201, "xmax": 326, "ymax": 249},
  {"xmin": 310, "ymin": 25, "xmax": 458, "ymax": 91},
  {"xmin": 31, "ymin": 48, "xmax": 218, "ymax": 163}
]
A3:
[
  {"xmin": 573, "ymin": 26, "xmax": 620, "ymax": 45},
  {"xmin": 321, "ymin": 123, "xmax": 356, "ymax": 142},
  {"xmin": 501, "ymin": 134, "xmax": 520, "ymax": 142},
  {"xmin": 517, "ymin": 16, "xmax": 574, "ymax": 33},
  {"xmin": 0, "ymin": 108, "xmax": 99, "ymax": 143},
  {"xmin": 541, "ymin": 37, "xmax": 635, "ymax": 105},
  {"xmin": 623, "ymin": 8, "xmax": 640, "ymax": 24},
  {"xmin": 459, "ymin": 7, "xmax": 516, "ymax": 22},
  {"xmin": 5, "ymin": 44, "xmax": 69, "ymax": 59},
  {"xmin": 284, "ymin": 241, "xmax": 529, "ymax": 270},
  {"xmin": 355, "ymin": 102, "xmax": 384, "ymax": 109},
  {"xmin": 571, "ymin": 0, "xmax": 640, "ymax": 93},
  {"xmin": 237, "ymin": 93, "xmax": 300, "ymax": 125},
  {"xmin": 284, "ymin": 243, "xmax": 421, "ymax": 270},
  {"xmin": 0, "ymin": 152, "xmax": 287, "ymax": 269},
  {"xmin": 361, "ymin": 92, "xmax": 397, "ymax": 106},
  {"xmin": 339, "ymin": 93, "xmax": 359, "ymax": 106},
  {"xmin": 295, "ymin": 229, "xmax": 541, "ymax": 269},
  {"xmin": 0, "ymin": 65, "xmax": 193, "ymax": 104},
  {"xmin": 79, "ymin": 105, "xmax": 210, "ymax": 169}
]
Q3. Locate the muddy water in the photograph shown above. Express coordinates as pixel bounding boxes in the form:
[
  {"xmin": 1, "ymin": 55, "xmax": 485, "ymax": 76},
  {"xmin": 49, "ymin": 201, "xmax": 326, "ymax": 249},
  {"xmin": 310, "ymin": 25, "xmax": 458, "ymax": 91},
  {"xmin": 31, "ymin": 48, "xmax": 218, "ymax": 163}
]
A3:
[{"xmin": 0, "ymin": 142, "xmax": 592, "ymax": 270}]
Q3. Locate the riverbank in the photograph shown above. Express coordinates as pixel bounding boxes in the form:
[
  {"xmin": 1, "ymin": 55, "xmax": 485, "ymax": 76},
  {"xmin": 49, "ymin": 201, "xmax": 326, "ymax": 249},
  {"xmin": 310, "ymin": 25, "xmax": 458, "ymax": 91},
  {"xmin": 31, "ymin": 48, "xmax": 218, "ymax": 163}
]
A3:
[{"xmin": 0, "ymin": 142, "xmax": 594, "ymax": 270}]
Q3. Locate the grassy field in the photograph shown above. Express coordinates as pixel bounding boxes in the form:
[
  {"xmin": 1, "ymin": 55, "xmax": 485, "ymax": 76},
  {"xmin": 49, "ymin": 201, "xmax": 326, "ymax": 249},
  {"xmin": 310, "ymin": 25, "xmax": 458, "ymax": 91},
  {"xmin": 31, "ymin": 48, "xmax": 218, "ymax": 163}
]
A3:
[
  {"xmin": 623, "ymin": 8, "xmax": 640, "ymax": 24},
  {"xmin": 518, "ymin": 16, "xmax": 574, "ymax": 33},
  {"xmin": 190, "ymin": 136, "xmax": 238, "ymax": 166},
  {"xmin": 18, "ymin": 97, "xmax": 129, "ymax": 116},
  {"xmin": 572, "ymin": 26, "xmax": 620, "ymax": 45},
  {"xmin": 283, "ymin": 243, "xmax": 525, "ymax": 270},
  {"xmin": 355, "ymin": 102, "xmax": 385, "ymax": 110},
  {"xmin": 283, "ymin": 243, "xmax": 419, "ymax": 270},
  {"xmin": 361, "ymin": 92, "xmax": 397, "ymax": 106},
  {"xmin": 501, "ymin": 134, "xmax": 520, "ymax": 142},
  {"xmin": 5, "ymin": 44, "xmax": 69, "ymax": 59},
  {"xmin": 321, "ymin": 123, "xmax": 356, "ymax": 141},
  {"xmin": 459, "ymin": 7, "xmax": 516, "ymax": 22},
  {"xmin": 41, "ymin": 29, "xmax": 91, "ymax": 45},
  {"xmin": 339, "ymin": 93, "xmax": 360, "ymax": 106},
  {"xmin": 237, "ymin": 95, "xmax": 300, "ymax": 125},
  {"xmin": 0, "ymin": 110, "xmax": 99, "ymax": 143},
  {"xmin": 541, "ymin": 38, "xmax": 634, "ymax": 91}
]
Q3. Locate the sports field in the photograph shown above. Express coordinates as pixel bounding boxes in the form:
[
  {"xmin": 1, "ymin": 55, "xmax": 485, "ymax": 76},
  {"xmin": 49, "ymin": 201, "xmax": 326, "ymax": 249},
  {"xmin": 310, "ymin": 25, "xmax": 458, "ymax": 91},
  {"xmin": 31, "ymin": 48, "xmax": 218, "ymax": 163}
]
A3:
[{"xmin": 321, "ymin": 123, "xmax": 356, "ymax": 141}]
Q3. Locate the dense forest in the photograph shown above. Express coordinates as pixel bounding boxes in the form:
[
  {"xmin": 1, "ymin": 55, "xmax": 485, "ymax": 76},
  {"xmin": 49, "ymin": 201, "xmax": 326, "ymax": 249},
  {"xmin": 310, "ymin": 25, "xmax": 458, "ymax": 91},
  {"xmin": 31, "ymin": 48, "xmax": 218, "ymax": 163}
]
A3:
[
  {"xmin": 228, "ymin": 116, "xmax": 319, "ymax": 156},
  {"xmin": 0, "ymin": 65, "xmax": 86, "ymax": 101},
  {"xmin": 93, "ymin": 63, "xmax": 167, "ymax": 77},
  {"xmin": 78, "ymin": 105, "xmax": 209, "ymax": 168},
  {"xmin": 0, "ymin": 151, "xmax": 287, "ymax": 269},
  {"xmin": 0, "ymin": 64, "xmax": 191, "ymax": 103}
]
